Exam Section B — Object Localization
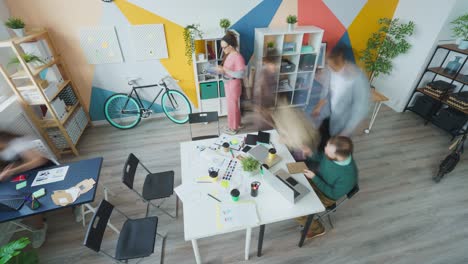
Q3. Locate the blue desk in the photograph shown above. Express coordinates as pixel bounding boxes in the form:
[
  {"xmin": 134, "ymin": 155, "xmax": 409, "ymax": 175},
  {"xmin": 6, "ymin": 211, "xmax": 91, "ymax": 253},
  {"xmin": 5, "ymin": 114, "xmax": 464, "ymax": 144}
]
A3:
[{"xmin": 0, "ymin": 157, "xmax": 103, "ymax": 223}]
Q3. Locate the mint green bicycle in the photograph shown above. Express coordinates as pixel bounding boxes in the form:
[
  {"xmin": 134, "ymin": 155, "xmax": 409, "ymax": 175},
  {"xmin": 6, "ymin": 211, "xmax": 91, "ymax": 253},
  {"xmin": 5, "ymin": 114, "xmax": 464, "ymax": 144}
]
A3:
[{"xmin": 103, "ymin": 77, "xmax": 192, "ymax": 129}]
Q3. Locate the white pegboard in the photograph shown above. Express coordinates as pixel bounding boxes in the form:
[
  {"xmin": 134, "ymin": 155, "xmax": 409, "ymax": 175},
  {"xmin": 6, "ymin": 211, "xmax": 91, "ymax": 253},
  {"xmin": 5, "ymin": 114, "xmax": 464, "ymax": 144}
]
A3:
[
  {"xmin": 129, "ymin": 24, "xmax": 168, "ymax": 61},
  {"xmin": 79, "ymin": 26, "xmax": 123, "ymax": 64}
]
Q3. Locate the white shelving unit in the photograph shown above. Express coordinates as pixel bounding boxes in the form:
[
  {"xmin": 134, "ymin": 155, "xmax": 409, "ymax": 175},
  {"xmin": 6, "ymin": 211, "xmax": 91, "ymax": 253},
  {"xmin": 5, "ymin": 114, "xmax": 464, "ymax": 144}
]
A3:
[
  {"xmin": 252, "ymin": 26, "xmax": 324, "ymax": 107},
  {"xmin": 192, "ymin": 29, "xmax": 240, "ymax": 116}
]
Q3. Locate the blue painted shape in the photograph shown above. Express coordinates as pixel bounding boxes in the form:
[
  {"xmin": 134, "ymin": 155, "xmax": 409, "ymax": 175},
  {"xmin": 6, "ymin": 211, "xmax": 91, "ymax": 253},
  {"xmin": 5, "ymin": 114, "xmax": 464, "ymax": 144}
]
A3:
[
  {"xmin": 39, "ymin": 68, "xmax": 48, "ymax": 80},
  {"xmin": 332, "ymin": 31, "xmax": 355, "ymax": 63},
  {"xmin": 231, "ymin": 0, "xmax": 282, "ymax": 61},
  {"xmin": 89, "ymin": 86, "xmax": 164, "ymax": 121}
]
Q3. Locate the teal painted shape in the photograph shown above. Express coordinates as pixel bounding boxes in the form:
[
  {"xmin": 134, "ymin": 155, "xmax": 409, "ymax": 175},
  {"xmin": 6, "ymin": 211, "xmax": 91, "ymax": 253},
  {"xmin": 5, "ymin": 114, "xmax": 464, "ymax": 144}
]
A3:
[
  {"xmin": 231, "ymin": 0, "xmax": 282, "ymax": 61},
  {"xmin": 39, "ymin": 68, "xmax": 48, "ymax": 79},
  {"xmin": 89, "ymin": 86, "xmax": 164, "ymax": 121}
]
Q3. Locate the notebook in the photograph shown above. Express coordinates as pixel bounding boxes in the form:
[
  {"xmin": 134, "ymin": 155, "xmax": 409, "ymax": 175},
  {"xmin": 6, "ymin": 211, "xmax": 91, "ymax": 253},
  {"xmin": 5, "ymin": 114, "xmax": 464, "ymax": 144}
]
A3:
[
  {"xmin": 245, "ymin": 134, "xmax": 258, "ymax": 145},
  {"xmin": 257, "ymin": 131, "xmax": 270, "ymax": 144},
  {"xmin": 286, "ymin": 162, "xmax": 308, "ymax": 174}
]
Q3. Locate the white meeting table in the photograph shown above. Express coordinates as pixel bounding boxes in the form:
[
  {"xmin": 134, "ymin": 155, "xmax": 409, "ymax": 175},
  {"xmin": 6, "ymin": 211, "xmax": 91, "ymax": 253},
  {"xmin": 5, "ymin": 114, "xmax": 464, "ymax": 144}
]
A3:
[{"xmin": 179, "ymin": 130, "xmax": 325, "ymax": 264}]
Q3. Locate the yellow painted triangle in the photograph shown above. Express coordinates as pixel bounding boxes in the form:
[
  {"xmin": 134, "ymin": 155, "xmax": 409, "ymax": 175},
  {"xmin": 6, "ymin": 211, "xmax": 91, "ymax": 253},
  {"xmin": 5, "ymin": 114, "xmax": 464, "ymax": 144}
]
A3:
[
  {"xmin": 114, "ymin": 0, "xmax": 198, "ymax": 107},
  {"xmin": 348, "ymin": 0, "xmax": 399, "ymax": 74}
]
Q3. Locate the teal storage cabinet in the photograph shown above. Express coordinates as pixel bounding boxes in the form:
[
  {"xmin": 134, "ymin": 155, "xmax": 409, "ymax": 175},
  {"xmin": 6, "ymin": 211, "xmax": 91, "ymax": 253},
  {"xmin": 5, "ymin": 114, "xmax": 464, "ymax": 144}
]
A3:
[
  {"xmin": 219, "ymin": 81, "xmax": 225, "ymax": 97},
  {"xmin": 200, "ymin": 82, "xmax": 218, "ymax": 99}
]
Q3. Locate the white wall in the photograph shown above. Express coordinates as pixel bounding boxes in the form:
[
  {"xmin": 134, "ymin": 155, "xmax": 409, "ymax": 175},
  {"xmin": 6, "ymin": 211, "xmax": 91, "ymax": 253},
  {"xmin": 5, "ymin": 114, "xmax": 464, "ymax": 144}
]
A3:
[
  {"xmin": 0, "ymin": 0, "xmax": 15, "ymax": 100},
  {"xmin": 374, "ymin": 0, "xmax": 463, "ymax": 112}
]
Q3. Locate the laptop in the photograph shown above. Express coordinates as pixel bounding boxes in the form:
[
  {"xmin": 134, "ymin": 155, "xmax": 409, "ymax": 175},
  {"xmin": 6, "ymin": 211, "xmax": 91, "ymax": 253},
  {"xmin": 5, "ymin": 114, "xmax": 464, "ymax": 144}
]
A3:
[
  {"xmin": 0, "ymin": 193, "xmax": 26, "ymax": 211},
  {"xmin": 263, "ymin": 168, "xmax": 310, "ymax": 204}
]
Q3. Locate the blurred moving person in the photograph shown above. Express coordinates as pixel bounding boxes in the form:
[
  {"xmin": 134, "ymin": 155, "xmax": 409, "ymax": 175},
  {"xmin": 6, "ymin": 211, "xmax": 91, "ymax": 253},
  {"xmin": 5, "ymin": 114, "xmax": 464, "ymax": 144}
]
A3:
[{"xmin": 253, "ymin": 56, "xmax": 277, "ymax": 129}]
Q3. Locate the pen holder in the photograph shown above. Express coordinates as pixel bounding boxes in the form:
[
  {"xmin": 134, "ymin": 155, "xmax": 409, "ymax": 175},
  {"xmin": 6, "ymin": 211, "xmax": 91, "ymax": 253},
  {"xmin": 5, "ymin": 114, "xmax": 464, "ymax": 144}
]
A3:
[
  {"xmin": 250, "ymin": 181, "xmax": 261, "ymax": 197},
  {"xmin": 230, "ymin": 189, "xmax": 240, "ymax": 202}
]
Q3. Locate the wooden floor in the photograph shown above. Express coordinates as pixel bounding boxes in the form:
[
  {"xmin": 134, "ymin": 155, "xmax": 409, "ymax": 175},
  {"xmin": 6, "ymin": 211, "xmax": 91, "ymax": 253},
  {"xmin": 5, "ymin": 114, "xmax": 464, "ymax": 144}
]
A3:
[{"xmin": 33, "ymin": 106, "xmax": 468, "ymax": 264}]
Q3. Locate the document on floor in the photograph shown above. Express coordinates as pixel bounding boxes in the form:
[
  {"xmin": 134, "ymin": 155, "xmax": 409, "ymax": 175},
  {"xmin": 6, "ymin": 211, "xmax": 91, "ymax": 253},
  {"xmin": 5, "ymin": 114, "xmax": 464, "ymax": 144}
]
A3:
[
  {"xmin": 216, "ymin": 201, "xmax": 259, "ymax": 230},
  {"xmin": 32, "ymin": 166, "xmax": 69, "ymax": 187}
]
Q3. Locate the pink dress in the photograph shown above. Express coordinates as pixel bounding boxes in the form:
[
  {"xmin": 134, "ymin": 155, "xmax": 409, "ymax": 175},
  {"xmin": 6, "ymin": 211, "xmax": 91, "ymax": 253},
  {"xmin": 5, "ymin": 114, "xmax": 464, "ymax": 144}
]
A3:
[{"xmin": 223, "ymin": 52, "xmax": 245, "ymax": 130}]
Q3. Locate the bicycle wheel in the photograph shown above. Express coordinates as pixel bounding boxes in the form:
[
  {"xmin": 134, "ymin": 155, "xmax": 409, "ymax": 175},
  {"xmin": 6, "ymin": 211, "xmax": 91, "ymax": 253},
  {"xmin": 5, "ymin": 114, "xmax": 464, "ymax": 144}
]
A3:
[
  {"xmin": 161, "ymin": 90, "xmax": 192, "ymax": 124},
  {"xmin": 104, "ymin": 93, "xmax": 142, "ymax": 129}
]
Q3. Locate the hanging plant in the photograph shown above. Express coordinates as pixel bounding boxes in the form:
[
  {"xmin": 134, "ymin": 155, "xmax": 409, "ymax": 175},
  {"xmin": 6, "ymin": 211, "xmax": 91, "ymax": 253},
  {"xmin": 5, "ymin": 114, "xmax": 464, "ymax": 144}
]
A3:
[
  {"xmin": 8, "ymin": 53, "xmax": 45, "ymax": 68},
  {"xmin": 183, "ymin": 24, "xmax": 203, "ymax": 65}
]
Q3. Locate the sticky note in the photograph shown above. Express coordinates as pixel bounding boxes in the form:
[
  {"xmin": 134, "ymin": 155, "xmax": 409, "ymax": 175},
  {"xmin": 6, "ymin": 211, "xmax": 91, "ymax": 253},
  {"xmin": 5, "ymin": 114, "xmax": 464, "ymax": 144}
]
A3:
[
  {"xmin": 32, "ymin": 188, "xmax": 46, "ymax": 199},
  {"xmin": 16, "ymin": 181, "xmax": 27, "ymax": 190}
]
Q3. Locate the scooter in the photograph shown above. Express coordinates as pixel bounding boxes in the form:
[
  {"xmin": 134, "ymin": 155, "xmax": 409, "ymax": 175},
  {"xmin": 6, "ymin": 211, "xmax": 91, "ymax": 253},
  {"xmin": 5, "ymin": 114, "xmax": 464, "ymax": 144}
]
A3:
[{"xmin": 434, "ymin": 133, "xmax": 467, "ymax": 183}]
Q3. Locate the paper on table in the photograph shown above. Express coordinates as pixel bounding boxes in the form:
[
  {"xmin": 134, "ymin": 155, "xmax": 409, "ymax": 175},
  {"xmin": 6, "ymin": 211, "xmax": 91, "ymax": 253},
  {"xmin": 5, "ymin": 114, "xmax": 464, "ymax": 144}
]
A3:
[
  {"xmin": 65, "ymin": 187, "xmax": 81, "ymax": 202},
  {"xmin": 216, "ymin": 201, "xmax": 259, "ymax": 230},
  {"xmin": 174, "ymin": 184, "xmax": 202, "ymax": 203},
  {"xmin": 32, "ymin": 166, "xmax": 69, "ymax": 187}
]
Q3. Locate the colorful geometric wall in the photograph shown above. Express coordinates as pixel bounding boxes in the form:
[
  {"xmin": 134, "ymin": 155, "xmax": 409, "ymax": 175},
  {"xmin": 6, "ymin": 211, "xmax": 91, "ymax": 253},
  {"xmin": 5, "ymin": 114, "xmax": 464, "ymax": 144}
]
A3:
[{"xmin": 6, "ymin": 0, "xmax": 399, "ymax": 121}]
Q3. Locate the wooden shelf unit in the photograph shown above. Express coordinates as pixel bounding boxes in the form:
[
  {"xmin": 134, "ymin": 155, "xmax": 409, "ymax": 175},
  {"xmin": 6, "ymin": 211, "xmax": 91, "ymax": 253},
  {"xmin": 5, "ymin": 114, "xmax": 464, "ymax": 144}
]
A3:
[
  {"xmin": 0, "ymin": 30, "xmax": 91, "ymax": 158},
  {"xmin": 404, "ymin": 44, "xmax": 468, "ymax": 138}
]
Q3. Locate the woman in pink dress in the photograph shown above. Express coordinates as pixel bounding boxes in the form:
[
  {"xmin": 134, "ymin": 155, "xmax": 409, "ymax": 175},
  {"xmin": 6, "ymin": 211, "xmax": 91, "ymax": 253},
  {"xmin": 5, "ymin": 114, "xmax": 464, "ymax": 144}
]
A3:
[{"xmin": 217, "ymin": 32, "xmax": 246, "ymax": 135}]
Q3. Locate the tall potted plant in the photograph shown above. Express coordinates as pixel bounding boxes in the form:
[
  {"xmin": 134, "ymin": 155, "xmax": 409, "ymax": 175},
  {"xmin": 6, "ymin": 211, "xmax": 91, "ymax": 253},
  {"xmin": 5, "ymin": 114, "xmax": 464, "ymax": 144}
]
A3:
[
  {"xmin": 0, "ymin": 237, "xmax": 38, "ymax": 264},
  {"xmin": 451, "ymin": 13, "xmax": 468, "ymax": 50},
  {"xmin": 183, "ymin": 24, "xmax": 204, "ymax": 65},
  {"xmin": 286, "ymin": 15, "xmax": 297, "ymax": 31},
  {"xmin": 360, "ymin": 18, "xmax": 415, "ymax": 87},
  {"xmin": 219, "ymin": 18, "xmax": 231, "ymax": 34},
  {"xmin": 4, "ymin": 17, "xmax": 25, "ymax": 37}
]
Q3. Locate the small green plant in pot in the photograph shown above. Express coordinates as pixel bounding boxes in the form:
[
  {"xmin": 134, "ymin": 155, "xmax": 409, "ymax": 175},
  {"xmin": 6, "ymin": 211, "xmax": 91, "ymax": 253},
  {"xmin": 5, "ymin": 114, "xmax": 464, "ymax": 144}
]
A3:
[
  {"xmin": 183, "ymin": 24, "xmax": 204, "ymax": 65},
  {"xmin": 4, "ymin": 17, "xmax": 25, "ymax": 37},
  {"xmin": 0, "ymin": 237, "xmax": 39, "ymax": 264},
  {"xmin": 266, "ymin": 41, "xmax": 275, "ymax": 55},
  {"xmin": 360, "ymin": 18, "xmax": 415, "ymax": 87},
  {"xmin": 286, "ymin": 15, "xmax": 297, "ymax": 31},
  {"xmin": 8, "ymin": 53, "xmax": 45, "ymax": 70},
  {"xmin": 241, "ymin": 156, "xmax": 260, "ymax": 176},
  {"xmin": 451, "ymin": 13, "xmax": 468, "ymax": 50},
  {"xmin": 219, "ymin": 18, "xmax": 231, "ymax": 33}
]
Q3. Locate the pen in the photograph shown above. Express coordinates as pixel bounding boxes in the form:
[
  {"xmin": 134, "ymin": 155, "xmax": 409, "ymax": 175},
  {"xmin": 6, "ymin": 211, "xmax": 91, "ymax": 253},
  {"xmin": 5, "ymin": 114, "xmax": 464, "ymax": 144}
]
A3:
[
  {"xmin": 207, "ymin": 193, "xmax": 221, "ymax": 203},
  {"xmin": 196, "ymin": 181, "xmax": 212, "ymax": 183},
  {"xmin": 229, "ymin": 149, "xmax": 234, "ymax": 158}
]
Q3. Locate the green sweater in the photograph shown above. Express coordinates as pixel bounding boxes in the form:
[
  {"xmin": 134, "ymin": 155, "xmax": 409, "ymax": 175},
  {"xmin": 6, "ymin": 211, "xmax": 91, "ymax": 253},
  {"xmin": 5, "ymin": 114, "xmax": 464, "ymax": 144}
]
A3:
[{"xmin": 307, "ymin": 153, "xmax": 358, "ymax": 200}]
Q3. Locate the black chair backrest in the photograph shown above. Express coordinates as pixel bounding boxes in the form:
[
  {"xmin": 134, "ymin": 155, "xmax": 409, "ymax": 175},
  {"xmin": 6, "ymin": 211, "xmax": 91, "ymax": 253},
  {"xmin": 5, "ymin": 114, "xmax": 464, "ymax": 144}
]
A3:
[
  {"xmin": 123, "ymin": 153, "xmax": 140, "ymax": 190},
  {"xmin": 347, "ymin": 185, "xmax": 359, "ymax": 199},
  {"xmin": 83, "ymin": 199, "xmax": 114, "ymax": 252},
  {"xmin": 189, "ymin": 111, "xmax": 219, "ymax": 124}
]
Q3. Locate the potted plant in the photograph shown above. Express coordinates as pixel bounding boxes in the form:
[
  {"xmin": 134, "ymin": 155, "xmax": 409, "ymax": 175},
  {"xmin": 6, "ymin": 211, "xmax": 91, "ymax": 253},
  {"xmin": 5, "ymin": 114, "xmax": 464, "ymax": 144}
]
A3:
[
  {"xmin": 0, "ymin": 237, "xmax": 38, "ymax": 264},
  {"xmin": 451, "ymin": 13, "xmax": 468, "ymax": 50},
  {"xmin": 4, "ymin": 17, "xmax": 25, "ymax": 37},
  {"xmin": 240, "ymin": 156, "xmax": 260, "ymax": 176},
  {"xmin": 266, "ymin": 41, "xmax": 275, "ymax": 56},
  {"xmin": 219, "ymin": 18, "xmax": 231, "ymax": 34},
  {"xmin": 8, "ymin": 53, "xmax": 45, "ymax": 70},
  {"xmin": 183, "ymin": 24, "xmax": 204, "ymax": 65},
  {"xmin": 360, "ymin": 18, "xmax": 415, "ymax": 87},
  {"xmin": 286, "ymin": 15, "xmax": 297, "ymax": 31}
]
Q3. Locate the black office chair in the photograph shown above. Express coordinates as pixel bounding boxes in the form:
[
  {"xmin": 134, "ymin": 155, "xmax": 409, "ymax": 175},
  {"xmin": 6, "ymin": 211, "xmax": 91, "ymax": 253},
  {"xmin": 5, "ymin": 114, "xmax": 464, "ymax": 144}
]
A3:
[
  {"xmin": 188, "ymin": 111, "xmax": 220, "ymax": 141},
  {"xmin": 83, "ymin": 199, "xmax": 166, "ymax": 264},
  {"xmin": 123, "ymin": 153, "xmax": 178, "ymax": 218},
  {"xmin": 317, "ymin": 185, "xmax": 359, "ymax": 229}
]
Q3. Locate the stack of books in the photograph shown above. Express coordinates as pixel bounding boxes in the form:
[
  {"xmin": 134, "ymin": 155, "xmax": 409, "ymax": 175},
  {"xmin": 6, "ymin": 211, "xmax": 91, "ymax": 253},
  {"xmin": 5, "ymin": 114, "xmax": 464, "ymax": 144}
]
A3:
[
  {"xmin": 423, "ymin": 80, "xmax": 456, "ymax": 98},
  {"xmin": 446, "ymin": 91, "xmax": 468, "ymax": 111}
]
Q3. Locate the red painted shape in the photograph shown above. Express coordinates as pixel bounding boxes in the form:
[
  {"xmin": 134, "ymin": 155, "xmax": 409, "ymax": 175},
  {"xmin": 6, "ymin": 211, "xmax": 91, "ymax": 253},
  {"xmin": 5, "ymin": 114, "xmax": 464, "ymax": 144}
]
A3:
[{"xmin": 298, "ymin": 0, "xmax": 346, "ymax": 52}]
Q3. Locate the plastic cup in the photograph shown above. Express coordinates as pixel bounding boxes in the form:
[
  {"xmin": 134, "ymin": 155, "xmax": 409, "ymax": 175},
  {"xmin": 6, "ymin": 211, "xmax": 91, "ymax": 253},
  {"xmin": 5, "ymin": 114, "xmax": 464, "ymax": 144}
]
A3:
[
  {"xmin": 230, "ymin": 189, "xmax": 240, "ymax": 202},
  {"xmin": 222, "ymin": 142, "xmax": 230, "ymax": 152},
  {"xmin": 268, "ymin": 148, "xmax": 277, "ymax": 160}
]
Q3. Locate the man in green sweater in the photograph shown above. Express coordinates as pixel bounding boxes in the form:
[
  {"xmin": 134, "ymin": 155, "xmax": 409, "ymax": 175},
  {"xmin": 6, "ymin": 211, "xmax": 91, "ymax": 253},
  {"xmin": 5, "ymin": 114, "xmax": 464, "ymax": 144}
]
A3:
[{"xmin": 298, "ymin": 136, "xmax": 358, "ymax": 239}]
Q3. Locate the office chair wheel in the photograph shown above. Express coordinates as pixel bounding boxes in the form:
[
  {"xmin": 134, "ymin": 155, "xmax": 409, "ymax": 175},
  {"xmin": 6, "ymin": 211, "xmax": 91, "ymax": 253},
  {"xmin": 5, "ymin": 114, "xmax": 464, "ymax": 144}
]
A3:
[{"xmin": 364, "ymin": 129, "xmax": 370, "ymax": 134}]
